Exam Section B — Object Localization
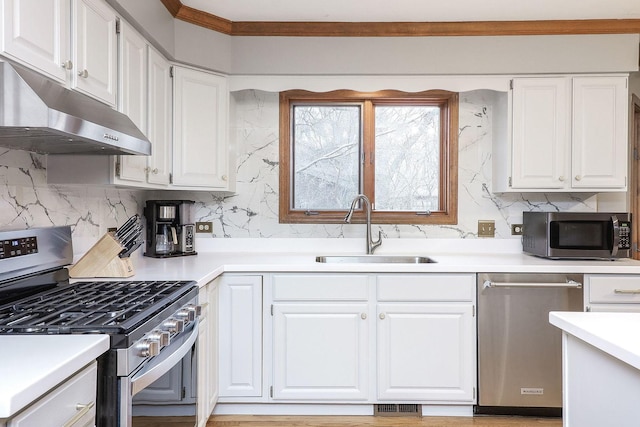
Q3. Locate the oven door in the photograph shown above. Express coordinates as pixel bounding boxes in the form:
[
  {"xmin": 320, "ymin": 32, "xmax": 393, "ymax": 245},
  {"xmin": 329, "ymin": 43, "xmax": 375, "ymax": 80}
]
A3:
[{"xmin": 120, "ymin": 319, "xmax": 199, "ymax": 427}]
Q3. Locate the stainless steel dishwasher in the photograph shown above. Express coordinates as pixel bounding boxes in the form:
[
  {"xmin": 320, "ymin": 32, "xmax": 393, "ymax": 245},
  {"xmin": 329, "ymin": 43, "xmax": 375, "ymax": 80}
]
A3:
[{"xmin": 476, "ymin": 273, "xmax": 584, "ymax": 416}]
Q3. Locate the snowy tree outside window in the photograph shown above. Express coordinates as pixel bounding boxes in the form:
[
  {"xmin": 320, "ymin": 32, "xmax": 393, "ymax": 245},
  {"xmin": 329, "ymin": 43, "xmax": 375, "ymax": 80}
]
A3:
[{"xmin": 280, "ymin": 90, "xmax": 458, "ymax": 225}]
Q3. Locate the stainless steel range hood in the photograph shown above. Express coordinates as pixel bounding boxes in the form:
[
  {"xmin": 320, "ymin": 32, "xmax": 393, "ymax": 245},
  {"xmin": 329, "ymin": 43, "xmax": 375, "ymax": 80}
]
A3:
[{"xmin": 0, "ymin": 61, "xmax": 151, "ymax": 155}]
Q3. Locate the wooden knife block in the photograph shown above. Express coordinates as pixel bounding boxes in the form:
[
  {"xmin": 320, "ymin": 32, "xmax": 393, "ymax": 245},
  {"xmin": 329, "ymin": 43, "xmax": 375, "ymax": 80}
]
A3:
[{"xmin": 68, "ymin": 232, "xmax": 135, "ymax": 278}]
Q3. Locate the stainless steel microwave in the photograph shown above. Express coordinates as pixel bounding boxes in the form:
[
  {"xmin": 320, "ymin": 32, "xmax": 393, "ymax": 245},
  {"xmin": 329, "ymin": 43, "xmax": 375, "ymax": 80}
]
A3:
[{"xmin": 522, "ymin": 211, "xmax": 632, "ymax": 259}]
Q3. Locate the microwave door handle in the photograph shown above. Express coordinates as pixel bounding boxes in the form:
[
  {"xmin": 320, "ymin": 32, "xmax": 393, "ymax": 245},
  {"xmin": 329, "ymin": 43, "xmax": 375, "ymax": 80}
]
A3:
[{"xmin": 611, "ymin": 215, "xmax": 620, "ymax": 257}]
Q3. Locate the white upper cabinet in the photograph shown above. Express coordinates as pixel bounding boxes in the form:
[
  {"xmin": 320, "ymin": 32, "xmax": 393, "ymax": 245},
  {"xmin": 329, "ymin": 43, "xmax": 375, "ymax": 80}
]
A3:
[
  {"xmin": 72, "ymin": 0, "xmax": 117, "ymax": 106},
  {"xmin": 0, "ymin": 0, "xmax": 70, "ymax": 82},
  {"xmin": 116, "ymin": 19, "xmax": 147, "ymax": 183},
  {"xmin": 0, "ymin": 0, "xmax": 117, "ymax": 106},
  {"xmin": 571, "ymin": 76, "xmax": 628, "ymax": 189},
  {"xmin": 510, "ymin": 77, "xmax": 570, "ymax": 190},
  {"xmin": 495, "ymin": 75, "xmax": 628, "ymax": 193},
  {"xmin": 146, "ymin": 46, "xmax": 172, "ymax": 186},
  {"xmin": 172, "ymin": 65, "xmax": 231, "ymax": 189}
]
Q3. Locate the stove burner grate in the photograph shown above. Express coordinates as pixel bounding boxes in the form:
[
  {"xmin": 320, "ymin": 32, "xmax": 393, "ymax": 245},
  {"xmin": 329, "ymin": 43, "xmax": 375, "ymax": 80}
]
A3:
[{"xmin": 0, "ymin": 280, "xmax": 195, "ymax": 334}]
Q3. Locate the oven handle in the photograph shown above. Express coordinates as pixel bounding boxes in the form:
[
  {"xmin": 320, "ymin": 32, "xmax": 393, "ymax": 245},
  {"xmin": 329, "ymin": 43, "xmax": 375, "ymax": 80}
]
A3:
[{"xmin": 130, "ymin": 319, "xmax": 199, "ymax": 396}]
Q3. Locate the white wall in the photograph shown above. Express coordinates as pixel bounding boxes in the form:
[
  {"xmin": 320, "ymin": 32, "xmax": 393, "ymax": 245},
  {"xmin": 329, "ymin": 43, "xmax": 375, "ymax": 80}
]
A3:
[{"xmin": 230, "ymin": 34, "xmax": 639, "ymax": 76}]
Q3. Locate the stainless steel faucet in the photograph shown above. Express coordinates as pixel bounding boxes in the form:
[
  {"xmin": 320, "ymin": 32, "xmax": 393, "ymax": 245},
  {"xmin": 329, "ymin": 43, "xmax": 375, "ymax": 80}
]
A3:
[{"xmin": 344, "ymin": 194, "xmax": 382, "ymax": 255}]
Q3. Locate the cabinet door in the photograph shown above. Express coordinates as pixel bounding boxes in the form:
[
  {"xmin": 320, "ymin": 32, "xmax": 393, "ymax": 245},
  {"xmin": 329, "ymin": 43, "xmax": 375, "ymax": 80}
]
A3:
[
  {"xmin": 172, "ymin": 66, "xmax": 229, "ymax": 189},
  {"xmin": 572, "ymin": 76, "xmax": 628, "ymax": 189},
  {"xmin": 73, "ymin": 0, "xmax": 117, "ymax": 106},
  {"xmin": 511, "ymin": 77, "xmax": 570, "ymax": 189},
  {"xmin": 219, "ymin": 275, "xmax": 262, "ymax": 397},
  {"xmin": 0, "ymin": 0, "xmax": 70, "ymax": 83},
  {"xmin": 116, "ymin": 20, "xmax": 147, "ymax": 183},
  {"xmin": 272, "ymin": 302, "xmax": 369, "ymax": 401},
  {"xmin": 146, "ymin": 47, "xmax": 172, "ymax": 186},
  {"xmin": 197, "ymin": 280, "xmax": 219, "ymax": 426},
  {"xmin": 377, "ymin": 303, "xmax": 475, "ymax": 402}
]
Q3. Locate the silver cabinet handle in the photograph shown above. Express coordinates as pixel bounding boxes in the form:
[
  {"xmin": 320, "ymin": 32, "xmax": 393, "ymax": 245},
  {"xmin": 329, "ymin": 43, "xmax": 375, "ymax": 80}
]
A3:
[
  {"xmin": 152, "ymin": 168, "xmax": 158, "ymax": 174},
  {"xmin": 614, "ymin": 289, "xmax": 640, "ymax": 294},
  {"xmin": 360, "ymin": 313, "xmax": 367, "ymax": 320},
  {"xmin": 78, "ymin": 69, "xmax": 89, "ymax": 78},
  {"xmin": 222, "ymin": 174, "xmax": 228, "ymax": 181},
  {"xmin": 558, "ymin": 176, "xmax": 565, "ymax": 182},
  {"xmin": 62, "ymin": 401, "xmax": 95, "ymax": 427},
  {"xmin": 379, "ymin": 313, "xmax": 386, "ymax": 320},
  {"xmin": 61, "ymin": 60, "xmax": 73, "ymax": 70},
  {"xmin": 574, "ymin": 175, "xmax": 582, "ymax": 181}
]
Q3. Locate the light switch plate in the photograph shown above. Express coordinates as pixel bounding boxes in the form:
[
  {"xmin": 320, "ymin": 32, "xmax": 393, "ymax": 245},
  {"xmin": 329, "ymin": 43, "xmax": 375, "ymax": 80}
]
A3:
[{"xmin": 478, "ymin": 220, "xmax": 495, "ymax": 238}]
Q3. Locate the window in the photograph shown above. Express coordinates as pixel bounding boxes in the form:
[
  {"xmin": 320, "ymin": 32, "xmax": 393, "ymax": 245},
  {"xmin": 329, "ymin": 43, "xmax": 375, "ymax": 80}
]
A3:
[{"xmin": 279, "ymin": 90, "xmax": 458, "ymax": 224}]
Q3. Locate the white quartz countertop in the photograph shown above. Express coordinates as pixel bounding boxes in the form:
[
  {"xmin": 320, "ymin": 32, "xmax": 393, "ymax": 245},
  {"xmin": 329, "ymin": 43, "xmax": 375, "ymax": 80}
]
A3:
[
  {"xmin": 550, "ymin": 311, "xmax": 640, "ymax": 371},
  {"xmin": 0, "ymin": 335, "xmax": 109, "ymax": 419},
  {"xmin": 117, "ymin": 238, "xmax": 640, "ymax": 287}
]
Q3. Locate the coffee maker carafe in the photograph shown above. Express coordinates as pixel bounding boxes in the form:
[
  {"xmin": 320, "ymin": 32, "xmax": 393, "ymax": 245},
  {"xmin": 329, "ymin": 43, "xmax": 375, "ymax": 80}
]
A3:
[{"xmin": 144, "ymin": 200, "xmax": 197, "ymax": 258}]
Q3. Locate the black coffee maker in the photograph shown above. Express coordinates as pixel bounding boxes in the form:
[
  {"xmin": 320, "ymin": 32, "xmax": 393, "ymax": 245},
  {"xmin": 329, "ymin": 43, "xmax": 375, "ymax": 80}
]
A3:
[{"xmin": 144, "ymin": 200, "xmax": 197, "ymax": 258}]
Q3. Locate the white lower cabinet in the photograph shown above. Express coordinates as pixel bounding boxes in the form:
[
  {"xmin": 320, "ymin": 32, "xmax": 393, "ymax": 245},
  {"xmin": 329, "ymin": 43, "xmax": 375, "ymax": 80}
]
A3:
[
  {"xmin": 377, "ymin": 303, "xmax": 474, "ymax": 401},
  {"xmin": 585, "ymin": 274, "xmax": 640, "ymax": 312},
  {"xmin": 197, "ymin": 278, "xmax": 219, "ymax": 426},
  {"xmin": 8, "ymin": 361, "xmax": 97, "ymax": 427},
  {"xmin": 267, "ymin": 273, "xmax": 476, "ymax": 404},
  {"xmin": 218, "ymin": 275, "xmax": 263, "ymax": 398},
  {"xmin": 270, "ymin": 273, "xmax": 371, "ymax": 402}
]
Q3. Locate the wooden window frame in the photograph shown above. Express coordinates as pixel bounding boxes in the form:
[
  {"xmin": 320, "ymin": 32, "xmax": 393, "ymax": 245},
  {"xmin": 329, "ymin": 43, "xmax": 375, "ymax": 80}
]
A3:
[{"xmin": 279, "ymin": 89, "xmax": 458, "ymax": 225}]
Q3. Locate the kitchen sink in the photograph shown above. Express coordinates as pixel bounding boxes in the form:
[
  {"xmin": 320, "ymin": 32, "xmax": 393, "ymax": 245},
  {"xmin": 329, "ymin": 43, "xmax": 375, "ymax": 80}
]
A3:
[{"xmin": 315, "ymin": 255, "xmax": 436, "ymax": 264}]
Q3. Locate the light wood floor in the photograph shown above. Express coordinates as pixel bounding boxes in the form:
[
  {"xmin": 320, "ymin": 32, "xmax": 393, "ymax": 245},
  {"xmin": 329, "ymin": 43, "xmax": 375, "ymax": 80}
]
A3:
[{"xmin": 133, "ymin": 415, "xmax": 563, "ymax": 427}]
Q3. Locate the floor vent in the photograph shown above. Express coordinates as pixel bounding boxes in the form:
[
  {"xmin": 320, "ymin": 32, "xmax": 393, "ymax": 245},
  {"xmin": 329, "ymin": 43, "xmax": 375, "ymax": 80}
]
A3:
[{"xmin": 374, "ymin": 404, "xmax": 421, "ymax": 417}]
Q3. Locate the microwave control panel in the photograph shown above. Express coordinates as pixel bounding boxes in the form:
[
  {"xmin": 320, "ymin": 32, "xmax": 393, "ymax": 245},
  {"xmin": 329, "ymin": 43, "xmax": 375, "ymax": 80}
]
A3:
[{"xmin": 619, "ymin": 221, "xmax": 631, "ymax": 249}]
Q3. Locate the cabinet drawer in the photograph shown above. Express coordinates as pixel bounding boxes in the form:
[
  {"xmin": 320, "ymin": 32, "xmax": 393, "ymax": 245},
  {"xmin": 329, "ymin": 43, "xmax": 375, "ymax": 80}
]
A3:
[
  {"xmin": 10, "ymin": 361, "xmax": 97, "ymax": 427},
  {"xmin": 272, "ymin": 274, "xmax": 368, "ymax": 301},
  {"xmin": 377, "ymin": 274, "xmax": 475, "ymax": 301},
  {"xmin": 589, "ymin": 275, "xmax": 640, "ymax": 304}
]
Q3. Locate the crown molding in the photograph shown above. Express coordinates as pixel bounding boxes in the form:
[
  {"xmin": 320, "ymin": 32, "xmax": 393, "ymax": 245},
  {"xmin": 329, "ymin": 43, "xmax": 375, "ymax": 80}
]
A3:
[{"xmin": 161, "ymin": 0, "xmax": 640, "ymax": 37}]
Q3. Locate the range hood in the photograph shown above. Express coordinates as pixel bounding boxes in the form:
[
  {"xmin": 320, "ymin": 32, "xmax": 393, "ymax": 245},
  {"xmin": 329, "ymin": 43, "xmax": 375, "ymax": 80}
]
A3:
[{"xmin": 0, "ymin": 61, "xmax": 151, "ymax": 155}]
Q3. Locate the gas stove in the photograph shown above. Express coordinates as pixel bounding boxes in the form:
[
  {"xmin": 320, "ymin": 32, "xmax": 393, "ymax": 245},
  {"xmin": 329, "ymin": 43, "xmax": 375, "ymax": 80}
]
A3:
[
  {"xmin": 0, "ymin": 279, "xmax": 197, "ymax": 347},
  {"xmin": 0, "ymin": 226, "xmax": 200, "ymax": 427}
]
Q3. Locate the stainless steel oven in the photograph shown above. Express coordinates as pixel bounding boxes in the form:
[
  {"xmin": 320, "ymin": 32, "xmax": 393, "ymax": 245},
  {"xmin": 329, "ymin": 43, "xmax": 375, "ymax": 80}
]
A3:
[{"xmin": 0, "ymin": 226, "xmax": 200, "ymax": 427}]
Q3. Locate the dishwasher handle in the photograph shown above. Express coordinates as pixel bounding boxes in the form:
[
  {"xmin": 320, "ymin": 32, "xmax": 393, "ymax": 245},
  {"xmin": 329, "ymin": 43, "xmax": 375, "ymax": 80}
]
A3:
[{"xmin": 483, "ymin": 279, "xmax": 583, "ymax": 289}]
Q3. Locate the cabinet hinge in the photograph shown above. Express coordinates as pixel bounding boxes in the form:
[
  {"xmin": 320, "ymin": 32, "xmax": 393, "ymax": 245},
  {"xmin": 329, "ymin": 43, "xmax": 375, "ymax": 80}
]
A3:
[
  {"xmin": 472, "ymin": 305, "xmax": 475, "ymax": 317},
  {"xmin": 181, "ymin": 386, "xmax": 186, "ymax": 399},
  {"xmin": 473, "ymin": 387, "xmax": 476, "ymax": 400},
  {"xmin": 170, "ymin": 66, "xmax": 174, "ymax": 78},
  {"xmin": 115, "ymin": 160, "xmax": 121, "ymax": 177},
  {"xmin": 115, "ymin": 18, "xmax": 121, "ymax": 34},
  {"xmin": 270, "ymin": 304, "xmax": 274, "ymax": 316},
  {"xmin": 169, "ymin": 172, "xmax": 173, "ymax": 184},
  {"xmin": 585, "ymin": 306, "xmax": 591, "ymax": 312},
  {"xmin": 509, "ymin": 79, "xmax": 513, "ymax": 90},
  {"xmin": 270, "ymin": 386, "xmax": 273, "ymax": 398},
  {"xmin": 508, "ymin": 176, "xmax": 512, "ymax": 187}
]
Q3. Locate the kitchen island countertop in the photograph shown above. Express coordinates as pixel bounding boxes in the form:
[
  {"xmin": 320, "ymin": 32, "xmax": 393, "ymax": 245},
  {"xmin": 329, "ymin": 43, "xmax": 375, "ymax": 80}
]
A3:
[{"xmin": 0, "ymin": 334, "xmax": 109, "ymax": 419}]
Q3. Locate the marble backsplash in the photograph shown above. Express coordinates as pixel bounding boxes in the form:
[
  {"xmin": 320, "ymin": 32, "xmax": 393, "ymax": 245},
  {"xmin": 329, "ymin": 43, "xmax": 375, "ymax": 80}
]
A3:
[{"xmin": 0, "ymin": 89, "xmax": 609, "ymax": 250}]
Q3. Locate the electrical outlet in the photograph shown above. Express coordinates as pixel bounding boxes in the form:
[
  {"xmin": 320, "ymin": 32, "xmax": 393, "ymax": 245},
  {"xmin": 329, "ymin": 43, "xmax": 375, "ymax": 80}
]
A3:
[
  {"xmin": 511, "ymin": 224, "xmax": 524, "ymax": 235},
  {"xmin": 196, "ymin": 221, "xmax": 213, "ymax": 233},
  {"xmin": 478, "ymin": 220, "xmax": 495, "ymax": 238}
]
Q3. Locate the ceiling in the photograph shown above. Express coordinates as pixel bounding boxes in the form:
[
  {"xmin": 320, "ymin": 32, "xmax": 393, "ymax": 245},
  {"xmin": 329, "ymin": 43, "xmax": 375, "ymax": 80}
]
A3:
[{"xmin": 182, "ymin": 0, "xmax": 640, "ymax": 23}]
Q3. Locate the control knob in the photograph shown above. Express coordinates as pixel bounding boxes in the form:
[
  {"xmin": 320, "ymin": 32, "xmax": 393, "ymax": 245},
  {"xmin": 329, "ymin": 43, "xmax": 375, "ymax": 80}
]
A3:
[
  {"xmin": 162, "ymin": 318, "xmax": 184, "ymax": 334},
  {"xmin": 185, "ymin": 304, "xmax": 202, "ymax": 317},
  {"xmin": 137, "ymin": 339, "xmax": 160, "ymax": 357},
  {"xmin": 147, "ymin": 329, "xmax": 170, "ymax": 348},
  {"xmin": 175, "ymin": 308, "xmax": 195, "ymax": 322}
]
